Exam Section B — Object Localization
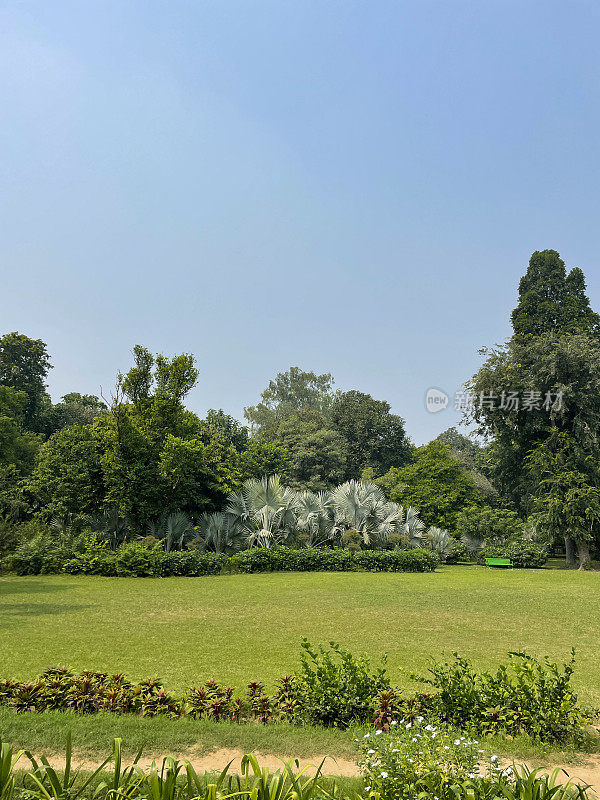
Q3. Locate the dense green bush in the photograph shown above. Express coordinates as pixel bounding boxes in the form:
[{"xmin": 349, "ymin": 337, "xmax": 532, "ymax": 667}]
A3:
[
  {"xmin": 288, "ymin": 639, "xmax": 393, "ymax": 728},
  {"xmin": 444, "ymin": 539, "xmax": 467, "ymax": 564},
  {"xmin": 160, "ymin": 550, "xmax": 227, "ymax": 576},
  {"xmin": 480, "ymin": 540, "xmax": 549, "ymax": 568},
  {"xmin": 0, "ymin": 644, "xmax": 594, "ymax": 745},
  {"xmin": 413, "ymin": 649, "xmax": 591, "ymax": 744},
  {"xmin": 5, "ymin": 532, "xmax": 68, "ymax": 575},
  {"xmin": 354, "ymin": 548, "xmax": 440, "ymax": 572},
  {"xmin": 229, "ymin": 547, "xmax": 439, "ymax": 573}
]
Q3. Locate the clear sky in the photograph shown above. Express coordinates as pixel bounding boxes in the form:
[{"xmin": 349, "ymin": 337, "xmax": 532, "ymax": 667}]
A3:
[{"xmin": 1, "ymin": 1, "xmax": 599, "ymax": 444}]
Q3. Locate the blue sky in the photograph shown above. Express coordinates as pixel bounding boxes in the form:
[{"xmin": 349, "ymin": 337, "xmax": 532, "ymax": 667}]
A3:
[{"xmin": 1, "ymin": 0, "xmax": 599, "ymax": 444}]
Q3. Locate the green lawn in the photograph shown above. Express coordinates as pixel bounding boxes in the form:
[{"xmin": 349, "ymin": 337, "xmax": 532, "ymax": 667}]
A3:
[{"xmin": 1, "ymin": 566, "xmax": 599, "ymax": 704}]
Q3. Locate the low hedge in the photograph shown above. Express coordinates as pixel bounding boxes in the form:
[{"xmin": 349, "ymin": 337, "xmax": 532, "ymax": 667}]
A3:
[
  {"xmin": 62, "ymin": 546, "xmax": 228, "ymax": 577},
  {"xmin": 229, "ymin": 546, "xmax": 440, "ymax": 573},
  {"xmin": 4, "ymin": 540, "xmax": 439, "ymax": 577}
]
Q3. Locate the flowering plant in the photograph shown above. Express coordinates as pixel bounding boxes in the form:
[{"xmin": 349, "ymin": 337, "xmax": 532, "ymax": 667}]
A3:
[{"xmin": 357, "ymin": 718, "xmax": 508, "ymax": 800}]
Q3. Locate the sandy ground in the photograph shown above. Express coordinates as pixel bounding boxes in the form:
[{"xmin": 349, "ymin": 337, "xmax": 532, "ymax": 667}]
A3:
[
  {"xmin": 18, "ymin": 747, "xmax": 361, "ymax": 778},
  {"xmin": 16, "ymin": 749, "xmax": 600, "ymax": 789}
]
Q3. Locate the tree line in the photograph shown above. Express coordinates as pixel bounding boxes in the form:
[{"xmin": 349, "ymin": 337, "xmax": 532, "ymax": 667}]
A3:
[{"xmin": 1, "ymin": 249, "xmax": 599, "ymax": 567}]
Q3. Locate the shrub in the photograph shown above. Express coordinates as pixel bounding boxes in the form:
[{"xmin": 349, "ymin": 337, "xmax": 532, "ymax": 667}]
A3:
[
  {"xmin": 114, "ymin": 543, "xmax": 162, "ymax": 577},
  {"xmin": 288, "ymin": 639, "xmax": 392, "ymax": 728},
  {"xmin": 358, "ymin": 720, "xmax": 589, "ymax": 800},
  {"xmin": 354, "ymin": 548, "xmax": 440, "ymax": 572},
  {"xmin": 5, "ymin": 532, "xmax": 69, "ymax": 575},
  {"xmin": 445, "ymin": 539, "xmax": 467, "ymax": 564},
  {"xmin": 480, "ymin": 540, "xmax": 548, "ymax": 568},
  {"xmin": 413, "ymin": 649, "xmax": 592, "ymax": 744},
  {"xmin": 159, "ymin": 550, "xmax": 227, "ymax": 577},
  {"xmin": 62, "ymin": 533, "xmax": 117, "ymax": 575}
]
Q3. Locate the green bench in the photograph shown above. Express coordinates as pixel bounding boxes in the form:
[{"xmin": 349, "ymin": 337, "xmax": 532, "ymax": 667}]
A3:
[{"xmin": 485, "ymin": 557, "xmax": 513, "ymax": 567}]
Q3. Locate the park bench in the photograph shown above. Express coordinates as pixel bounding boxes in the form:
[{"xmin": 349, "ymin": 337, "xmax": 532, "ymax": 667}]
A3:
[{"xmin": 485, "ymin": 557, "xmax": 513, "ymax": 568}]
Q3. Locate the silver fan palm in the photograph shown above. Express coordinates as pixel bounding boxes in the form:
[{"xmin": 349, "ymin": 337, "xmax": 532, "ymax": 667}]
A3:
[{"xmin": 227, "ymin": 474, "xmax": 300, "ymax": 549}]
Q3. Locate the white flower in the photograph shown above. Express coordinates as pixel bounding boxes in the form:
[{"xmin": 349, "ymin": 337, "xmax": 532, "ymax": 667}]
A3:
[
  {"xmin": 391, "ymin": 748, "xmax": 399, "ymax": 753},
  {"xmin": 364, "ymin": 787, "xmax": 371, "ymax": 792},
  {"xmin": 417, "ymin": 716, "xmax": 424, "ymax": 723},
  {"xmin": 390, "ymin": 720, "xmax": 397, "ymax": 726},
  {"xmin": 375, "ymin": 730, "xmax": 383, "ymax": 735},
  {"xmin": 468, "ymin": 773, "xmax": 478, "ymax": 779},
  {"xmin": 491, "ymin": 755, "xmax": 498, "ymax": 762},
  {"xmin": 444, "ymin": 746, "xmax": 449, "ymax": 750},
  {"xmin": 364, "ymin": 733, "xmax": 370, "ymax": 739},
  {"xmin": 405, "ymin": 722, "xmax": 412, "ymax": 729},
  {"xmin": 367, "ymin": 749, "xmax": 376, "ymax": 754},
  {"xmin": 454, "ymin": 739, "xmax": 461, "ymax": 745},
  {"xmin": 412, "ymin": 737, "xmax": 417, "ymax": 742},
  {"xmin": 380, "ymin": 772, "xmax": 388, "ymax": 779}
]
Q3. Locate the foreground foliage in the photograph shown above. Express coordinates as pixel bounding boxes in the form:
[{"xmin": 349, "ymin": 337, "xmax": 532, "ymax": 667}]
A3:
[
  {"xmin": 414, "ymin": 650, "xmax": 594, "ymax": 745},
  {"xmin": 358, "ymin": 719, "xmax": 590, "ymax": 800},
  {"xmin": 1, "ymin": 736, "xmax": 357, "ymax": 800},
  {"xmin": 0, "ymin": 732, "xmax": 594, "ymax": 800},
  {"xmin": 0, "ymin": 643, "xmax": 594, "ymax": 745}
]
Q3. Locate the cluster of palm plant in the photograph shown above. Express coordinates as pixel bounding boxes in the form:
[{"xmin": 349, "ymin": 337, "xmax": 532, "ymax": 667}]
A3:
[
  {"xmin": 221, "ymin": 476, "xmax": 427, "ymax": 552},
  {"xmin": 426, "ymin": 526, "xmax": 455, "ymax": 560},
  {"xmin": 227, "ymin": 475, "xmax": 300, "ymax": 549},
  {"xmin": 330, "ymin": 480, "xmax": 418, "ymax": 548},
  {"xmin": 133, "ymin": 476, "xmax": 433, "ymax": 555},
  {"xmin": 147, "ymin": 512, "xmax": 195, "ymax": 552},
  {"xmin": 196, "ymin": 512, "xmax": 242, "ymax": 554}
]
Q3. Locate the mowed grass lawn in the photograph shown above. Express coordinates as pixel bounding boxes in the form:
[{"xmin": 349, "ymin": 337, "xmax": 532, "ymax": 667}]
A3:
[{"xmin": 1, "ymin": 566, "xmax": 599, "ymax": 704}]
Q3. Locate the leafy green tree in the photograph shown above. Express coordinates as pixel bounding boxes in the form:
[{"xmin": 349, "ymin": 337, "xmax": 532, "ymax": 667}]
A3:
[
  {"xmin": 526, "ymin": 431, "xmax": 600, "ymax": 568},
  {"xmin": 380, "ymin": 441, "xmax": 482, "ymax": 530},
  {"xmin": 469, "ymin": 252, "xmax": 600, "ymax": 565},
  {"xmin": 0, "ymin": 385, "xmax": 41, "ymax": 519},
  {"xmin": 244, "ymin": 367, "xmax": 336, "ymax": 437},
  {"xmin": 25, "ymin": 346, "xmax": 237, "ymax": 530},
  {"xmin": 330, "ymin": 390, "xmax": 411, "ymax": 478},
  {"xmin": 0, "ymin": 385, "xmax": 40, "ymax": 475},
  {"xmin": 436, "ymin": 427, "xmax": 499, "ymax": 505},
  {"xmin": 203, "ymin": 409, "xmax": 249, "ymax": 451},
  {"xmin": 0, "ymin": 332, "xmax": 52, "ymax": 429},
  {"xmin": 22, "ymin": 423, "xmax": 105, "ymax": 519},
  {"xmin": 96, "ymin": 347, "xmax": 237, "ymax": 529},
  {"xmin": 158, "ymin": 432, "xmax": 240, "ymax": 516},
  {"xmin": 276, "ymin": 409, "xmax": 346, "ymax": 490},
  {"xmin": 238, "ymin": 439, "xmax": 293, "ymax": 480},
  {"xmin": 455, "ymin": 506, "xmax": 524, "ymax": 548},
  {"xmin": 38, "ymin": 393, "xmax": 106, "ymax": 437},
  {"xmin": 511, "ymin": 250, "xmax": 600, "ymax": 338}
]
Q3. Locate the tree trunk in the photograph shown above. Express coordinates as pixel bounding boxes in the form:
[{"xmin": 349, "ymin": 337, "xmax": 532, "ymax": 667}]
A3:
[
  {"xmin": 564, "ymin": 535, "xmax": 577, "ymax": 568},
  {"xmin": 576, "ymin": 539, "xmax": 591, "ymax": 570}
]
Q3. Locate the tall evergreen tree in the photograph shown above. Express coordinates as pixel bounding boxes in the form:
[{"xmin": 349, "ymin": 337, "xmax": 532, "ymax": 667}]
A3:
[
  {"xmin": 511, "ymin": 250, "xmax": 599, "ymax": 338},
  {"xmin": 469, "ymin": 251, "xmax": 600, "ymax": 567}
]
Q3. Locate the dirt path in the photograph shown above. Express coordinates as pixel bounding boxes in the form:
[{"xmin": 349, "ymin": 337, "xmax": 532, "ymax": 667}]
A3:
[
  {"xmin": 17, "ymin": 750, "xmax": 600, "ymax": 789},
  {"xmin": 19, "ymin": 748, "xmax": 360, "ymax": 778}
]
